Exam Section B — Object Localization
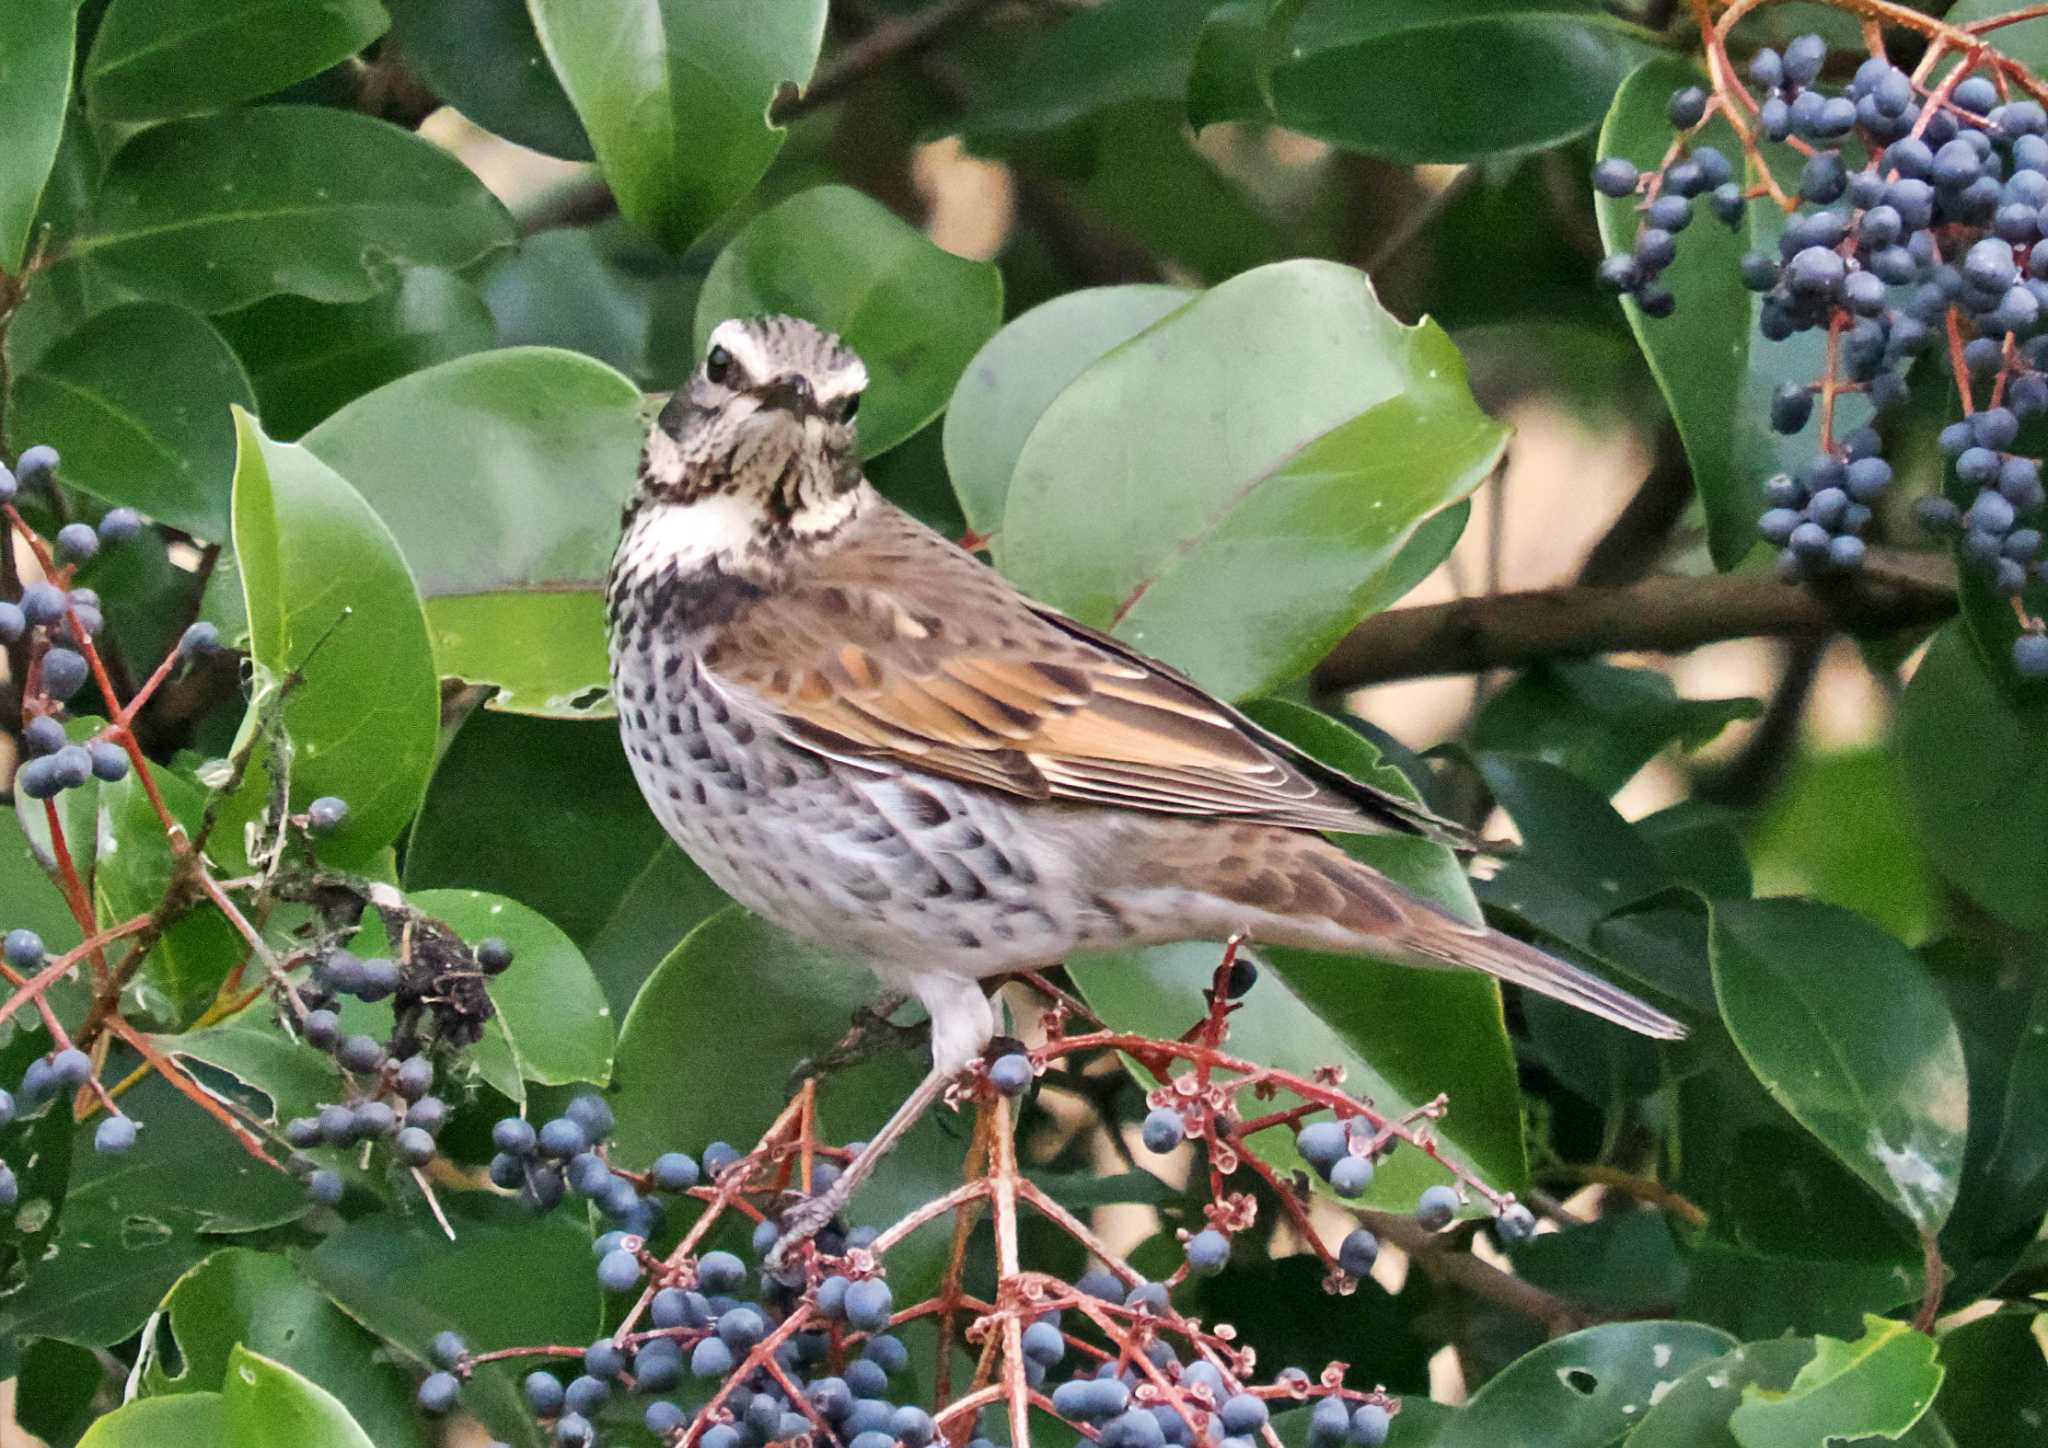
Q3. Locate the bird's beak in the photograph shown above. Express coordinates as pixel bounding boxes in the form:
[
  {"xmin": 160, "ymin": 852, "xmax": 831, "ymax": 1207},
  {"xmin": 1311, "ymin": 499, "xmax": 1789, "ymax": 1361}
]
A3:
[{"xmin": 752, "ymin": 376, "xmax": 821, "ymax": 420}]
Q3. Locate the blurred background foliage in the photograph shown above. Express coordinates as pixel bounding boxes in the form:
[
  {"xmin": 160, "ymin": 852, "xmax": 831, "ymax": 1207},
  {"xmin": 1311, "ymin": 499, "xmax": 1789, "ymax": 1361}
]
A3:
[{"xmin": 0, "ymin": 0, "xmax": 2044, "ymax": 1445}]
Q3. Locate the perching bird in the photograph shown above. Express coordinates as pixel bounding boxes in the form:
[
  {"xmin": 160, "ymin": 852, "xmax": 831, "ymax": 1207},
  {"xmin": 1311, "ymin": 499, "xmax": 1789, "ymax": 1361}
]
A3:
[{"xmin": 607, "ymin": 315, "xmax": 1684, "ymax": 1252}]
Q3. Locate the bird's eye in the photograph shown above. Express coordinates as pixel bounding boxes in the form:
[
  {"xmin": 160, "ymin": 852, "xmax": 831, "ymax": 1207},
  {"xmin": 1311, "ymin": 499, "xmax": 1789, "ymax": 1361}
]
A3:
[
  {"xmin": 705, "ymin": 345, "xmax": 734, "ymax": 384},
  {"xmin": 839, "ymin": 393, "xmax": 861, "ymax": 422}
]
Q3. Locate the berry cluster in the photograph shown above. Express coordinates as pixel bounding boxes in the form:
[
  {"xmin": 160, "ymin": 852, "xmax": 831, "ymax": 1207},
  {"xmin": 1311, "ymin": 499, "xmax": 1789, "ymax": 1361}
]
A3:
[{"xmin": 1594, "ymin": 36, "xmax": 2048, "ymax": 676}]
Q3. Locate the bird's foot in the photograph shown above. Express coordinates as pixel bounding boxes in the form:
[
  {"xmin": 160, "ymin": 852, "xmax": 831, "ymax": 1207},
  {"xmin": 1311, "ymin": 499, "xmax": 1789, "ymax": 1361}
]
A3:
[
  {"xmin": 764, "ymin": 1186, "xmax": 851, "ymax": 1280},
  {"xmin": 785, "ymin": 993, "xmax": 928, "ymax": 1097}
]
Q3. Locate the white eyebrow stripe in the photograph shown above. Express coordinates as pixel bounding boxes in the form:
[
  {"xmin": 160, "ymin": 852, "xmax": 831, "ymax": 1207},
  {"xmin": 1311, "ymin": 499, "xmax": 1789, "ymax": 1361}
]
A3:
[
  {"xmin": 707, "ymin": 318, "xmax": 774, "ymax": 381},
  {"xmin": 815, "ymin": 362, "xmax": 869, "ymax": 400}
]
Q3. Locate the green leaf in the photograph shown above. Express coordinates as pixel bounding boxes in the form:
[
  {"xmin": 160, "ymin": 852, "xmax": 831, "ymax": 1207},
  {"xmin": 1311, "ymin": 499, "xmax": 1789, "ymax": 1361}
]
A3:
[
  {"xmin": 1428, "ymin": 1321, "xmax": 1736, "ymax": 1448},
  {"xmin": 1710, "ymin": 898, "xmax": 1968, "ymax": 1232},
  {"xmin": 300, "ymin": 347, "xmax": 644, "ymax": 717},
  {"xmin": 998, "ymin": 259, "xmax": 1508, "ymax": 700},
  {"xmin": 16, "ymin": 1336, "xmax": 105, "ymax": 1447},
  {"xmin": 407, "ymin": 889, "xmax": 614, "ymax": 1099},
  {"xmin": 610, "ymin": 909, "xmax": 963, "ymax": 1296},
  {"xmin": 141, "ymin": 1249, "xmax": 426, "ymax": 1448},
  {"xmin": 154, "ymin": 1011, "xmax": 344, "ymax": 1130},
  {"xmin": 1752, "ymin": 749, "xmax": 1942, "ymax": 948},
  {"xmin": 225, "ymin": 407, "xmax": 440, "ymax": 870},
  {"xmin": 405, "ymin": 710, "xmax": 728, "ymax": 1013},
  {"xmin": 694, "ymin": 185, "xmax": 1004, "ymax": 459},
  {"xmin": 218, "ymin": 1345, "xmax": 376, "ymax": 1448},
  {"xmin": 960, "ymin": 0, "xmax": 1215, "ymax": 138},
  {"xmin": 1476, "ymin": 660, "xmax": 1759, "ymax": 795},
  {"xmin": 1934, "ymin": 1307, "xmax": 2048, "ymax": 1448},
  {"xmin": 94, "ymin": 765, "xmax": 246, "ymax": 1026},
  {"xmin": 0, "ymin": 0, "xmax": 76, "ymax": 273},
  {"xmin": 5, "ymin": 1077, "xmax": 306, "ymax": 1347},
  {"xmin": 78, "ymin": 1395, "xmax": 229, "ymax": 1448},
  {"xmin": 1072, "ymin": 703, "xmax": 1525, "ymax": 1205},
  {"xmin": 1898, "ymin": 623, "xmax": 2048, "ymax": 932},
  {"xmin": 1508, "ymin": 1212, "xmax": 1686, "ymax": 1316},
  {"xmin": 81, "ymin": 107, "xmax": 513, "ymax": 313},
  {"xmin": 1730, "ymin": 1315, "xmax": 1942, "ymax": 1448},
  {"xmin": 304, "ymin": 1195, "xmax": 599, "ymax": 1444},
  {"xmin": 1193, "ymin": 0, "xmax": 1658, "ymax": 165},
  {"xmin": 217, "ymin": 268, "xmax": 496, "ymax": 441},
  {"xmin": 384, "ymin": 0, "xmax": 591, "ymax": 160},
  {"xmin": 1627, "ymin": 1336, "xmax": 1826, "ymax": 1448},
  {"xmin": 528, "ymin": 0, "xmax": 827, "ymax": 251},
  {"xmin": 84, "ymin": 0, "xmax": 389, "ymax": 122},
  {"xmin": 9, "ymin": 301, "xmax": 256, "ymax": 540},
  {"xmin": 1593, "ymin": 57, "xmax": 1847, "ymax": 570},
  {"xmin": 943, "ymin": 283, "xmax": 1192, "ymax": 534}
]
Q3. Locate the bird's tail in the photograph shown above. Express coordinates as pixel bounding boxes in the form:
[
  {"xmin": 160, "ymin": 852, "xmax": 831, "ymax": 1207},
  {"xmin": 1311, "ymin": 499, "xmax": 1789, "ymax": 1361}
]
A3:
[{"xmin": 1121, "ymin": 825, "xmax": 1688, "ymax": 1041}]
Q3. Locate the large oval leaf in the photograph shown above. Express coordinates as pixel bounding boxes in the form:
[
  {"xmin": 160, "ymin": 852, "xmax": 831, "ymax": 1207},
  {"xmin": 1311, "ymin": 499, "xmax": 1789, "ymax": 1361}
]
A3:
[
  {"xmin": 529, "ymin": 0, "xmax": 827, "ymax": 252},
  {"xmin": 998, "ymin": 259, "xmax": 1507, "ymax": 699},
  {"xmin": 83, "ymin": 0, "xmax": 389, "ymax": 123},
  {"xmin": 407, "ymin": 889, "xmax": 615, "ymax": 1101},
  {"xmin": 218, "ymin": 268, "xmax": 496, "ymax": 441},
  {"xmin": 385, "ymin": 0, "xmax": 593, "ymax": 160},
  {"xmin": 1709, "ymin": 898, "xmax": 1968, "ymax": 1232},
  {"xmin": 219, "ymin": 1346, "xmax": 375, "ymax": 1448},
  {"xmin": 0, "ymin": 0, "xmax": 75, "ymax": 273},
  {"xmin": 1430, "ymin": 1321, "xmax": 1736, "ymax": 1448},
  {"xmin": 80, "ymin": 107, "xmax": 514, "ymax": 313},
  {"xmin": 1727, "ymin": 1315, "xmax": 1943, "ymax": 1448},
  {"xmin": 225, "ymin": 408, "xmax": 440, "ymax": 870},
  {"xmin": 142, "ymin": 1250, "xmax": 426, "ymax": 1448},
  {"xmin": 943, "ymin": 283, "xmax": 1192, "ymax": 534},
  {"xmin": 1592, "ymin": 57, "xmax": 1851, "ymax": 570},
  {"xmin": 78, "ymin": 1396, "xmax": 229, "ymax": 1448},
  {"xmin": 301, "ymin": 347, "xmax": 645, "ymax": 716},
  {"xmin": 1071, "ymin": 702, "xmax": 1525, "ymax": 1206},
  {"xmin": 1898, "ymin": 622, "xmax": 2048, "ymax": 932},
  {"xmin": 10, "ymin": 302, "xmax": 255, "ymax": 539},
  {"xmin": 694, "ymin": 186, "xmax": 1004, "ymax": 459}
]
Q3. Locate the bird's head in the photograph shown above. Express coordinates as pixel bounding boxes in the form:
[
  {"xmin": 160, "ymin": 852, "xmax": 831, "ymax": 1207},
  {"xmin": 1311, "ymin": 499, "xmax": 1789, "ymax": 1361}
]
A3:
[{"xmin": 639, "ymin": 316, "xmax": 869, "ymax": 537}]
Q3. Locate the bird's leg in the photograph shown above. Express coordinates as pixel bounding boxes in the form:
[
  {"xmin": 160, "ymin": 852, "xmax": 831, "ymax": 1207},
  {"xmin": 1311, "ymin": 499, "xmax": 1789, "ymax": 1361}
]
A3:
[
  {"xmin": 767, "ymin": 1060, "xmax": 956, "ymax": 1276},
  {"xmin": 785, "ymin": 992, "xmax": 926, "ymax": 1097}
]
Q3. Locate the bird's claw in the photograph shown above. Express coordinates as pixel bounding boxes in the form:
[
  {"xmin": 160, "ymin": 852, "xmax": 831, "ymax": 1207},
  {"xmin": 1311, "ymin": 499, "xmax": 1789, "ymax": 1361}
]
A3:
[{"xmin": 764, "ymin": 1190, "xmax": 847, "ymax": 1281}]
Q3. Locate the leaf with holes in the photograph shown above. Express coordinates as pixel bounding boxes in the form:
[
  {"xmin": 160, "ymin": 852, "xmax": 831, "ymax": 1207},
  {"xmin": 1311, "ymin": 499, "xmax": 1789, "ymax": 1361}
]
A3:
[{"xmin": 998, "ymin": 259, "xmax": 1506, "ymax": 699}]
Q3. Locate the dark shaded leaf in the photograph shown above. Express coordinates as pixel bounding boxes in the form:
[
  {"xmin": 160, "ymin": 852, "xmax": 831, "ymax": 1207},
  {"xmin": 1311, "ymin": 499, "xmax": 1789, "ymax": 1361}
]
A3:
[
  {"xmin": 1477, "ymin": 660, "xmax": 1758, "ymax": 795},
  {"xmin": 385, "ymin": 0, "xmax": 592, "ymax": 160}
]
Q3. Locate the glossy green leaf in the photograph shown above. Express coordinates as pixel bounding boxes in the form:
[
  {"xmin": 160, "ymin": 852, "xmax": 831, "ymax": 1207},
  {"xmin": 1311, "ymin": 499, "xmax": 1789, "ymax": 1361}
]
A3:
[
  {"xmin": 81, "ymin": 107, "xmax": 514, "ymax": 313},
  {"xmin": 5, "ymin": 1077, "xmax": 306, "ymax": 1347},
  {"xmin": 1593, "ymin": 57, "xmax": 1846, "ymax": 569},
  {"xmin": 999, "ymin": 259, "xmax": 1508, "ymax": 700},
  {"xmin": 154, "ymin": 1011, "xmax": 343, "ymax": 1130},
  {"xmin": 9, "ymin": 302, "xmax": 255, "ymax": 539},
  {"xmin": 1627, "ymin": 1336, "xmax": 1822, "ymax": 1448},
  {"xmin": 1934, "ymin": 1307, "xmax": 2048, "ymax": 1448},
  {"xmin": 405, "ymin": 710, "xmax": 727, "ymax": 1013},
  {"xmin": 0, "ymin": 1021, "xmax": 78, "ymax": 1300},
  {"xmin": 1476, "ymin": 660, "xmax": 1759, "ymax": 795},
  {"xmin": 960, "ymin": 0, "xmax": 1214, "ymax": 138},
  {"xmin": 77, "ymin": 1396, "xmax": 229, "ymax": 1448},
  {"xmin": 695, "ymin": 186, "xmax": 1004, "ymax": 459},
  {"xmin": 304, "ymin": 1180, "xmax": 595, "ymax": 1443},
  {"xmin": 218, "ymin": 268, "xmax": 496, "ymax": 440},
  {"xmin": 610, "ymin": 909, "xmax": 963, "ymax": 1295},
  {"xmin": 1710, "ymin": 898, "xmax": 1968, "ymax": 1232},
  {"xmin": 84, "ymin": 0, "xmax": 389, "ymax": 122},
  {"xmin": 1429, "ymin": 1321, "xmax": 1736, "ymax": 1448},
  {"xmin": 0, "ymin": 0, "xmax": 76, "ymax": 273},
  {"xmin": 1752, "ymin": 749, "xmax": 1941, "ymax": 948},
  {"xmin": 225, "ymin": 408, "xmax": 440, "ymax": 870},
  {"xmin": 385, "ymin": 0, "xmax": 592, "ymax": 159},
  {"xmin": 218, "ymin": 1345, "xmax": 375, "ymax": 1448},
  {"xmin": 1192, "ymin": 0, "xmax": 1658, "ymax": 165},
  {"xmin": 408, "ymin": 889, "xmax": 614, "ymax": 1099},
  {"xmin": 943, "ymin": 283, "xmax": 1192, "ymax": 533},
  {"xmin": 301, "ymin": 347, "xmax": 644, "ymax": 716},
  {"xmin": 1509, "ymin": 1212, "xmax": 1686, "ymax": 1316},
  {"xmin": 1730, "ymin": 1315, "xmax": 1942, "ymax": 1448},
  {"xmin": 528, "ymin": 0, "xmax": 827, "ymax": 251},
  {"xmin": 142, "ymin": 1249, "xmax": 425, "ymax": 1448},
  {"xmin": 94, "ymin": 765, "xmax": 246, "ymax": 1026},
  {"xmin": 1898, "ymin": 623, "xmax": 2048, "ymax": 931},
  {"xmin": 1073, "ymin": 704, "xmax": 1525, "ymax": 1204}
]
